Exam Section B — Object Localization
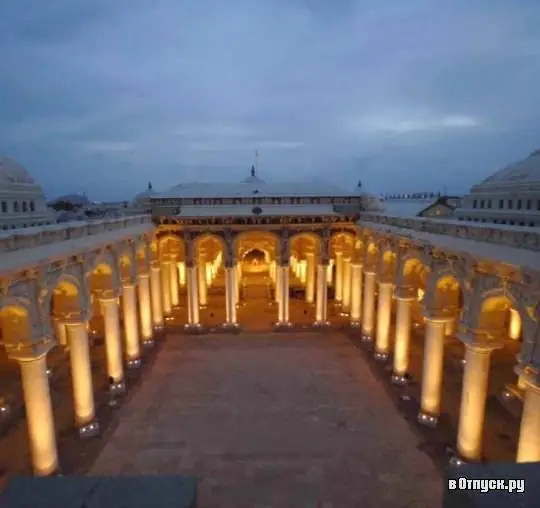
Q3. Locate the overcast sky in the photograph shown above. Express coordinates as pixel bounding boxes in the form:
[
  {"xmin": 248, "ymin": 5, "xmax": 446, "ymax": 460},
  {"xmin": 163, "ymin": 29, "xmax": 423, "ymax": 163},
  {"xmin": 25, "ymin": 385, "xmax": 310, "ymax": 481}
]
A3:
[{"xmin": 1, "ymin": 0, "xmax": 540, "ymax": 201}]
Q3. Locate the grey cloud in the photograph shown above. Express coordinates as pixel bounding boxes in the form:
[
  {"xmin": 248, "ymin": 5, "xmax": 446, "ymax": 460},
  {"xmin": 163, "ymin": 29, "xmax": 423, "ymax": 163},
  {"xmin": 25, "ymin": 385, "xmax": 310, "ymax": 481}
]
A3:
[{"xmin": 1, "ymin": 0, "xmax": 540, "ymax": 200}]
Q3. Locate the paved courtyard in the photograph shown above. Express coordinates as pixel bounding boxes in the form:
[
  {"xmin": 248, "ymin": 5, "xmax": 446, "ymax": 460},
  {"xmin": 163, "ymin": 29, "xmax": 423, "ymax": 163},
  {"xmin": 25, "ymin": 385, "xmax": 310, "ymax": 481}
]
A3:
[{"xmin": 90, "ymin": 331, "xmax": 442, "ymax": 507}]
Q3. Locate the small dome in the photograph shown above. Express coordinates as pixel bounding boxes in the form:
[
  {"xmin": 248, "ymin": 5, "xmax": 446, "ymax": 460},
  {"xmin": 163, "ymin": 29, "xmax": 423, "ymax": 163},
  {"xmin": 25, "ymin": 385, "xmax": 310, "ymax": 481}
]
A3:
[
  {"xmin": 479, "ymin": 150, "xmax": 540, "ymax": 185},
  {"xmin": 241, "ymin": 165, "xmax": 266, "ymax": 185},
  {"xmin": 133, "ymin": 181, "xmax": 157, "ymax": 203},
  {"xmin": 0, "ymin": 157, "xmax": 35, "ymax": 184}
]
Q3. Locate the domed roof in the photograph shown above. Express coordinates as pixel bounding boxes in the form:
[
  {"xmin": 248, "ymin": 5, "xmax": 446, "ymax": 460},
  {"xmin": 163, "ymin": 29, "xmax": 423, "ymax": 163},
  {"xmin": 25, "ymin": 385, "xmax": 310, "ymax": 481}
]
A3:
[
  {"xmin": 0, "ymin": 157, "xmax": 35, "ymax": 184},
  {"xmin": 134, "ymin": 181, "xmax": 157, "ymax": 203},
  {"xmin": 241, "ymin": 165, "xmax": 267, "ymax": 185},
  {"xmin": 479, "ymin": 149, "xmax": 540, "ymax": 186}
]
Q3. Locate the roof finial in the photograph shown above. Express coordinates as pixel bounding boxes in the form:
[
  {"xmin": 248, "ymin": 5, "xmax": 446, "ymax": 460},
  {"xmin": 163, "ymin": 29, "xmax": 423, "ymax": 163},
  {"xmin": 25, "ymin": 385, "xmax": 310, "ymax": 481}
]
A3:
[
  {"xmin": 251, "ymin": 165, "xmax": 255, "ymax": 177},
  {"xmin": 148, "ymin": 181, "xmax": 152, "ymax": 190}
]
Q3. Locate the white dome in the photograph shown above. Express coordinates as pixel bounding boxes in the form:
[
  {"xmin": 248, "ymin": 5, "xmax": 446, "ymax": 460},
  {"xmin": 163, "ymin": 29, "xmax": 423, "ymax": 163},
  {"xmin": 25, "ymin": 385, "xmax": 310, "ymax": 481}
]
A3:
[
  {"xmin": 0, "ymin": 157, "xmax": 35, "ymax": 184},
  {"xmin": 479, "ymin": 149, "xmax": 540, "ymax": 186},
  {"xmin": 133, "ymin": 182, "xmax": 157, "ymax": 203},
  {"xmin": 241, "ymin": 165, "xmax": 266, "ymax": 185}
]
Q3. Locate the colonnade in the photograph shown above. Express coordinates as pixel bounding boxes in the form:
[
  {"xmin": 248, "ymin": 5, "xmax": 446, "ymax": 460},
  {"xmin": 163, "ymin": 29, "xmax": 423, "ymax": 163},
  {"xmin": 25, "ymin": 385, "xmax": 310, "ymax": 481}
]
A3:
[{"xmin": 8, "ymin": 262, "xmax": 166, "ymax": 476}]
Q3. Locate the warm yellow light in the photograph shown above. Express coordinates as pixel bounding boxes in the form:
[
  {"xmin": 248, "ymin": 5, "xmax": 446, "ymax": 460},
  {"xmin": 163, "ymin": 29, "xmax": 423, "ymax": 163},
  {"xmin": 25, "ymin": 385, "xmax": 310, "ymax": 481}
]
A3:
[{"xmin": 417, "ymin": 288, "xmax": 425, "ymax": 302}]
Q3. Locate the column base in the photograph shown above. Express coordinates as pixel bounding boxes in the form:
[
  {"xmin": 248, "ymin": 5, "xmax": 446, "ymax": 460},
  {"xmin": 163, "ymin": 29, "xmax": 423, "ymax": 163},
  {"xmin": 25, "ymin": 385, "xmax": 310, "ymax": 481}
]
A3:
[
  {"xmin": 350, "ymin": 320, "xmax": 362, "ymax": 328},
  {"xmin": 127, "ymin": 358, "xmax": 142, "ymax": 369},
  {"xmin": 153, "ymin": 324, "xmax": 164, "ymax": 332},
  {"xmin": 109, "ymin": 380, "xmax": 126, "ymax": 394},
  {"xmin": 221, "ymin": 323, "xmax": 241, "ymax": 332},
  {"xmin": 78, "ymin": 420, "xmax": 100, "ymax": 438},
  {"xmin": 142, "ymin": 338, "xmax": 155, "ymax": 348},
  {"xmin": 312, "ymin": 320, "xmax": 331, "ymax": 328},
  {"xmin": 391, "ymin": 373, "xmax": 409, "ymax": 385},
  {"xmin": 184, "ymin": 323, "xmax": 204, "ymax": 334},
  {"xmin": 361, "ymin": 333, "xmax": 373, "ymax": 342},
  {"xmin": 373, "ymin": 350, "xmax": 389, "ymax": 362},
  {"xmin": 274, "ymin": 321, "xmax": 293, "ymax": 331},
  {"xmin": 417, "ymin": 410, "xmax": 438, "ymax": 427}
]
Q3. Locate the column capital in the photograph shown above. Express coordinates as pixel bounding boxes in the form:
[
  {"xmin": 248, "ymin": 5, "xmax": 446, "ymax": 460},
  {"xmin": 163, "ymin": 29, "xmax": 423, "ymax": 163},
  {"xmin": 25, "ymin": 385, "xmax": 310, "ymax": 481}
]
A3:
[
  {"xmin": 7, "ymin": 337, "xmax": 55, "ymax": 362},
  {"xmin": 364, "ymin": 267, "xmax": 377, "ymax": 275},
  {"xmin": 138, "ymin": 271, "xmax": 150, "ymax": 281},
  {"xmin": 515, "ymin": 364, "xmax": 540, "ymax": 390},
  {"xmin": 99, "ymin": 295, "xmax": 118, "ymax": 305},
  {"xmin": 150, "ymin": 261, "xmax": 161, "ymax": 270},
  {"xmin": 457, "ymin": 331, "xmax": 504, "ymax": 352},
  {"xmin": 395, "ymin": 286, "xmax": 416, "ymax": 301},
  {"xmin": 377, "ymin": 280, "xmax": 393, "ymax": 287},
  {"xmin": 121, "ymin": 277, "xmax": 137, "ymax": 288}
]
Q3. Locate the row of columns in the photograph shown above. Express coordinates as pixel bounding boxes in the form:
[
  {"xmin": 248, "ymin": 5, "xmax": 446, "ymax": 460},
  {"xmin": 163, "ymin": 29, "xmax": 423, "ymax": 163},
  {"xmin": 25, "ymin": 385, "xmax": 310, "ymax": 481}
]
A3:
[
  {"xmin": 350, "ymin": 261, "xmax": 540, "ymax": 465},
  {"xmin": 14, "ymin": 267, "xmax": 166, "ymax": 476}
]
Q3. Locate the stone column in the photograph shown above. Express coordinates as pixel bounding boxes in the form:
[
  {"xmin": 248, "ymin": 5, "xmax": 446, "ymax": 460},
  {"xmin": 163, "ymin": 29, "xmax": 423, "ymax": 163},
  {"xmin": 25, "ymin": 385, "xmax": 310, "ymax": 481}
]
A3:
[
  {"xmin": 234, "ymin": 262, "xmax": 240, "ymax": 305},
  {"xmin": 516, "ymin": 376, "xmax": 540, "ymax": 463},
  {"xmin": 349, "ymin": 262, "xmax": 363, "ymax": 326},
  {"xmin": 138, "ymin": 273, "xmax": 153, "ymax": 343},
  {"xmin": 178, "ymin": 261, "xmax": 186, "ymax": 287},
  {"xmin": 224, "ymin": 265, "xmax": 238, "ymax": 328},
  {"xmin": 392, "ymin": 290, "xmax": 415, "ymax": 384},
  {"xmin": 275, "ymin": 264, "xmax": 281, "ymax": 303},
  {"xmin": 65, "ymin": 321, "xmax": 98, "ymax": 434},
  {"xmin": 456, "ymin": 342, "xmax": 498, "ymax": 461},
  {"xmin": 186, "ymin": 264, "xmax": 200, "ymax": 328},
  {"xmin": 16, "ymin": 350, "xmax": 59, "ymax": 475},
  {"xmin": 335, "ymin": 252, "xmax": 343, "ymax": 303},
  {"xmin": 150, "ymin": 264, "xmax": 164, "ymax": 329},
  {"xmin": 326, "ymin": 261, "xmax": 333, "ymax": 286},
  {"xmin": 100, "ymin": 297, "xmax": 125, "ymax": 391},
  {"xmin": 361, "ymin": 271, "xmax": 377, "ymax": 340},
  {"xmin": 314, "ymin": 263, "xmax": 329, "ymax": 325},
  {"xmin": 418, "ymin": 317, "xmax": 446, "ymax": 426},
  {"xmin": 342, "ymin": 257, "xmax": 352, "ymax": 314},
  {"xmin": 161, "ymin": 259, "xmax": 172, "ymax": 316},
  {"xmin": 54, "ymin": 319, "xmax": 67, "ymax": 347},
  {"xmin": 306, "ymin": 253, "xmax": 315, "ymax": 304},
  {"xmin": 277, "ymin": 265, "xmax": 290, "ymax": 325},
  {"xmin": 169, "ymin": 258, "xmax": 179, "ymax": 307},
  {"xmin": 122, "ymin": 282, "xmax": 141, "ymax": 368},
  {"xmin": 198, "ymin": 254, "xmax": 208, "ymax": 308},
  {"xmin": 374, "ymin": 282, "xmax": 393, "ymax": 360},
  {"xmin": 509, "ymin": 309, "xmax": 521, "ymax": 340}
]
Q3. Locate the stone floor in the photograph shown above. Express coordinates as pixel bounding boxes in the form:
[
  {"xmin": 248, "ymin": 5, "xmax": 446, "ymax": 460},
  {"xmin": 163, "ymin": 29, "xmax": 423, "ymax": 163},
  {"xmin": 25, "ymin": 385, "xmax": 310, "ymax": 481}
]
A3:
[{"xmin": 90, "ymin": 332, "xmax": 443, "ymax": 508}]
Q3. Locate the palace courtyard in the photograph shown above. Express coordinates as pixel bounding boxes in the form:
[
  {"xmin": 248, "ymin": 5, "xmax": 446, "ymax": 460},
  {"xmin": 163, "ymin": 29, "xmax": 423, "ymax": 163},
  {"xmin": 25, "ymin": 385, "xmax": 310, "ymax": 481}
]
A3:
[{"xmin": 89, "ymin": 331, "xmax": 442, "ymax": 508}]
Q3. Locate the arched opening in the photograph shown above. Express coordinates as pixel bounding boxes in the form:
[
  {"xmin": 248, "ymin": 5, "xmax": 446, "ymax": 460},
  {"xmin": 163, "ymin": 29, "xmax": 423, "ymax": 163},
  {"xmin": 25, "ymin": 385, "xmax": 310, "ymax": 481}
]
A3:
[
  {"xmin": 87, "ymin": 261, "xmax": 116, "ymax": 340},
  {"xmin": 289, "ymin": 232, "xmax": 321, "ymax": 325},
  {"xmin": 401, "ymin": 258, "xmax": 429, "ymax": 330},
  {"xmin": 234, "ymin": 231, "xmax": 279, "ymax": 330},
  {"xmin": 193, "ymin": 234, "xmax": 226, "ymax": 329},
  {"xmin": 157, "ymin": 234, "xmax": 186, "ymax": 321}
]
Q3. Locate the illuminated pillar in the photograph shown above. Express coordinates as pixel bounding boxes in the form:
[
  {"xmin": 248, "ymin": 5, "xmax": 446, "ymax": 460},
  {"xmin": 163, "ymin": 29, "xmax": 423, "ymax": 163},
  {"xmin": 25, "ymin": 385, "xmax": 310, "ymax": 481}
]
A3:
[
  {"xmin": 517, "ymin": 379, "xmax": 540, "ymax": 463},
  {"xmin": 225, "ymin": 265, "xmax": 238, "ymax": 327},
  {"xmin": 418, "ymin": 317, "xmax": 446, "ymax": 424},
  {"xmin": 205, "ymin": 261, "xmax": 213, "ymax": 287},
  {"xmin": 349, "ymin": 262, "xmax": 363, "ymax": 326},
  {"xmin": 235, "ymin": 262, "xmax": 240, "ymax": 304},
  {"xmin": 314, "ymin": 264, "xmax": 328, "ymax": 324},
  {"xmin": 445, "ymin": 316, "xmax": 455, "ymax": 337},
  {"xmin": 335, "ymin": 252, "xmax": 343, "ymax": 302},
  {"xmin": 392, "ymin": 294, "xmax": 414, "ymax": 383},
  {"xmin": 54, "ymin": 319, "xmax": 67, "ymax": 347},
  {"xmin": 178, "ymin": 261, "xmax": 186, "ymax": 287},
  {"xmin": 326, "ymin": 261, "xmax": 333, "ymax": 286},
  {"xmin": 65, "ymin": 321, "xmax": 96, "ymax": 430},
  {"xmin": 278, "ymin": 265, "xmax": 290, "ymax": 325},
  {"xmin": 150, "ymin": 264, "xmax": 164, "ymax": 329},
  {"xmin": 100, "ymin": 297, "xmax": 125, "ymax": 387},
  {"xmin": 374, "ymin": 282, "xmax": 393, "ymax": 360},
  {"xmin": 342, "ymin": 258, "xmax": 352, "ymax": 314},
  {"xmin": 122, "ymin": 282, "xmax": 141, "ymax": 367},
  {"xmin": 306, "ymin": 253, "xmax": 315, "ymax": 303},
  {"xmin": 198, "ymin": 254, "xmax": 208, "ymax": 307},
  {"xmin": 18, "ymin": 352, "xmax": 59, "ymax": 475},
  {"xmin": 186, "ymin": 264, "xmax": 200, "ymax": 327},
  {"xmin": 361, "ymin": 271, "xmax": 376, "ymax": 339},
  {"xmin": 161, "ymin": 259, "xmax": 172, "ymax": 316},
  {"xmin": 169, "ymin": 258, "xmax": 179, "ymax": 307},
  {"xmin": 456, "ymin": 344, "xmax": 494, "ymax": 461},
  {"xmin": 138, "ymin": 273, "xmax": 153, "ymax": 341},
  {"xmin": 509, "ymin": 309, "xmax": 521, "ymax": 340},
  {"xmin": 275, "ymin": 264, "xmax": 281, "ymax": 303}
]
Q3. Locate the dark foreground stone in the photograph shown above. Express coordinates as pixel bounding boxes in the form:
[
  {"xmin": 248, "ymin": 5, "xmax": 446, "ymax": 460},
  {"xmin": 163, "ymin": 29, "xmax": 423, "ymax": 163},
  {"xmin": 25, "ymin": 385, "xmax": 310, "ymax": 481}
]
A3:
[{"xmin": 0, "ymin": 475, "xmax": 197, "ymax": 508}]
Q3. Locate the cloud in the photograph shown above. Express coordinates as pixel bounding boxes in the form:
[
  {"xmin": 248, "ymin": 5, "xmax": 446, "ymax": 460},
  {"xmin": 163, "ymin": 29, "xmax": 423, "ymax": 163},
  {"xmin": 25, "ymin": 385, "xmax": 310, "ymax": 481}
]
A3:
[{"xmin": 0, "ymin": 0, "xmax": 539, "ymax": 200}]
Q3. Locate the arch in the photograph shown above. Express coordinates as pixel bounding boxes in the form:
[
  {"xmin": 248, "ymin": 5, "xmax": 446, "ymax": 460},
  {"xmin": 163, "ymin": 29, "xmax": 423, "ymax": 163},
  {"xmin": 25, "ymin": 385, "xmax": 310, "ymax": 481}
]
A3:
[
  {"xmin": 157, "ymin": 233, "xmax": 185, "ymax": 257},
  {"xmin": 86, "ymin": 251, "xmax": 120, "ymax": 295},
  {"xmin": 476, "ymin": 292, "xmax": 518, "ymax": 337},
  {"xmin": 44, "ymin": 273, "xmax": 87, "ymax": 319},
  {"xmin": 242, "ymin": 247, "xmax": 271, "ymax": 264},
  {"xmin": 0, "ymin": 302, "xmax": 32, "ymax": 346},
  {"xmin": 193, "ymin": 232, "xmax": 227, "ymax": 253},
  {"xmin": 330, "ymin": 231, "xmax": 355, "ymax": 257},
  {"xmin": 289, "ymin": 232, "xmax": 322, "ymax": 258},
  {"xmin": 233, "ymin": 230, "xmax": 280, "ymax": 262},
  {"xmin": 401, "ymin": 257, "xmax": 428, "ymax": 289}
]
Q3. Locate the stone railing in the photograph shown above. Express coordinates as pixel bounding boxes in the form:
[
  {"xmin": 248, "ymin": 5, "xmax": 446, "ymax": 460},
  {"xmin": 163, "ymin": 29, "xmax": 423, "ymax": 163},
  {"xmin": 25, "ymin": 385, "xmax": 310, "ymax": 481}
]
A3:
[
  {"xmin": 0, "ymin": 215, "xmax": 153, "ymax": 254},
  {"xmin": 359, "ymin": 213, "xmax": 540, "ymax": 252}
]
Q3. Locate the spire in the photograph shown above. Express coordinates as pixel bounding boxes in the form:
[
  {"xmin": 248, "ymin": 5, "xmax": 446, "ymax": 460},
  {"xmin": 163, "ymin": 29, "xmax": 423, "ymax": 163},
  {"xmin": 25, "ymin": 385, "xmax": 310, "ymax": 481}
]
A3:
[
  {"xmin": 251, "ymin": 165, "xmax": 255, "ymax": 177},
  {"xmin": 148, "ymin": 181, "xmax": 152, "ymax": 190}
]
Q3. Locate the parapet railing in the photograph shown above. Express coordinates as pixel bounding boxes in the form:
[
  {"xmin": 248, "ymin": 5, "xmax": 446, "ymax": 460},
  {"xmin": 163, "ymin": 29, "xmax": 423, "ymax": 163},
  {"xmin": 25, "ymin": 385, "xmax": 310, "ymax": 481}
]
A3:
[
  {"xmin": 0, "ymin": 215, "xmax": 153, "ymax": 254},
  {"xmin": 359, "ymin": 213, "xmax": 540, "ymax": 252}
]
